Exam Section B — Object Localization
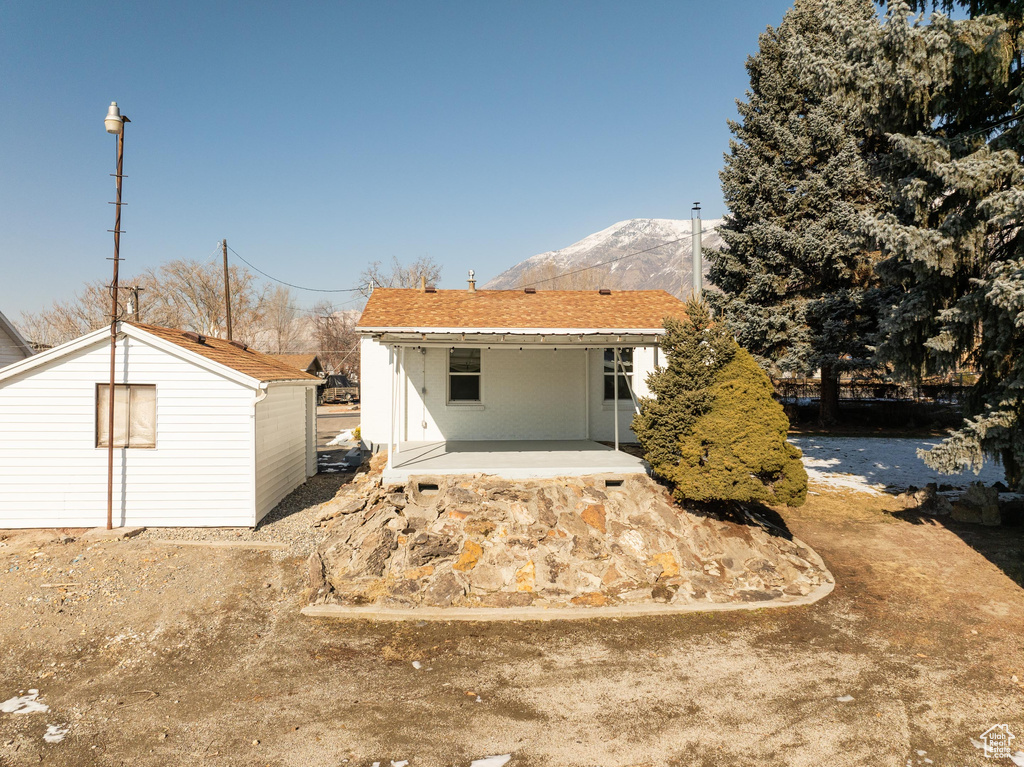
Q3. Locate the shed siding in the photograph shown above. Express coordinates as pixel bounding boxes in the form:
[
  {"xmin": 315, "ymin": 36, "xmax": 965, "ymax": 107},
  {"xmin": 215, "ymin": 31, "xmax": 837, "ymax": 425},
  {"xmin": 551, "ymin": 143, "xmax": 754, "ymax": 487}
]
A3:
[
  {"xmin": 0, "ymin": 327, "xmax": 29, "ymax": 368},
  {"xmin": 0, "ymin": 335, "xmax": 256, "ymax": 528},
  {"xmin": 254, "ymin": 384, "xmax": 309, "ymax": 522},
  {"xmin": 360, "ymin": 337, "xmax": 658, "ymax": 446}
]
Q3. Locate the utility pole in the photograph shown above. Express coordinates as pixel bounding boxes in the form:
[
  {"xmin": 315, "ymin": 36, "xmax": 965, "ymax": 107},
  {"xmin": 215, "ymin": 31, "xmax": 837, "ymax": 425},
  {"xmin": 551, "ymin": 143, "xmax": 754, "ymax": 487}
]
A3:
[
  {"xmin": 222, "ymin": 239, "xmax": 233, "ymax": 341},
  {"xmin": 104, "ymin": 102, "xmax": 130, "ymax": 531},
  {"xmin": 126, "ymin": 286, "xmax": 143, "ymax": 322}
]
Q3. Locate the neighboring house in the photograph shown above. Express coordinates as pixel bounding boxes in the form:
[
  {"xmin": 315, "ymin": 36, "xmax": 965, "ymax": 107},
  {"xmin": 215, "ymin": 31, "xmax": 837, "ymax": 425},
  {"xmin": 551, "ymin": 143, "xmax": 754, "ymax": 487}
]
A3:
[
  {"xmin": 270, "ymin": 354, "xmax": 325, "ymax": 378},
  {"xmin": 356, "ymin": 285, "xmax": 688, "ymax": 481},
  {"xmin": 0, "ymin": 309, "xmax": 34, "ymax": 368},
  {"xmin": 0, "ymin": 322, "xmax": 320, "ymax": 529}
]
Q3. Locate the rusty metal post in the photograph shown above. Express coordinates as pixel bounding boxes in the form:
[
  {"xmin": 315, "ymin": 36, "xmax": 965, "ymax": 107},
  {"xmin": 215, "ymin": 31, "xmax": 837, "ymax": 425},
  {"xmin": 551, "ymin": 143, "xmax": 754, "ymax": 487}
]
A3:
[
  {"xmin": 106, "ymin": 118, "xmax": 128, "ymax": 530},
  {"xmin": 222, "ymin": 239, "xmax": 233, "ymax": 341}
]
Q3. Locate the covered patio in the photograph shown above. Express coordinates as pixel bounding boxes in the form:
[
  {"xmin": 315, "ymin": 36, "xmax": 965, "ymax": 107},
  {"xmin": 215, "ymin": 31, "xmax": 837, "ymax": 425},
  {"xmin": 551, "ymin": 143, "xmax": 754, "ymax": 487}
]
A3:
[
  {"xmin": 357, "ymin": 287, "xmax": 690, "ymax": 482},
  {"xmin": 381, "ymin": 439, "xmax": 647, "ymax": 482}
]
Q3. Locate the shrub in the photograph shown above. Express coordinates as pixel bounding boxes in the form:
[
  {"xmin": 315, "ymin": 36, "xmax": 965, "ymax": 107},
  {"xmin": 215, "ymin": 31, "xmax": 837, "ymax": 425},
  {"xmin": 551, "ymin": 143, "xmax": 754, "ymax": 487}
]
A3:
[{"xmin": 632, "ymin": 301, "xmax": 807, "ymax": 507}]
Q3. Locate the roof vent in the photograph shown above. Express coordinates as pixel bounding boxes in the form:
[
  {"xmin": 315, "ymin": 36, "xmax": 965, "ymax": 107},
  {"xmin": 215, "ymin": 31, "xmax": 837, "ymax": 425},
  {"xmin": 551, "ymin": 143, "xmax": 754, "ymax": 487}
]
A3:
[
  {"xmin": 229, "ymin": 340, "xmax": 248, "ymax": 351},
  {"xmin": 523, "ymin": 287, "xmax": 536, "ymax": 294},
  {"xmin": 424, "ymin": 286, "xmax": 437, "ymax": 293},
  {"xmin": 183, "ymin": 331, "xmax": 207, "ymax": 344},
  {"xmin": 598, "ymin": 288, "xmax": 612, "ymax": 295}
]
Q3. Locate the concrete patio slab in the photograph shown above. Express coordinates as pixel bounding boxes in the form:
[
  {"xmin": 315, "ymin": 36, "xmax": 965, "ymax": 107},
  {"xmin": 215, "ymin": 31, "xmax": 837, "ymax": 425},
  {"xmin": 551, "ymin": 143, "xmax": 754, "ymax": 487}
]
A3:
[{"xmin": 383, "ymin": 439, "xmax": 647, "ymax": 482}]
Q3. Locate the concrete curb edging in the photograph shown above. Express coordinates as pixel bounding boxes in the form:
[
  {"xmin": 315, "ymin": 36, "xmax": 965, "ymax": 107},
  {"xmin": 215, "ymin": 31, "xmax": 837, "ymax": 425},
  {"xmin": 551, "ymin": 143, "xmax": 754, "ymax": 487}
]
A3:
[
  {"xmin": 149, "ymin": 539, "xmax": 290, "ymax": 551},
  {"xmin": 300, "ymin": 535, "xmax": 836, "ymax": 623}
]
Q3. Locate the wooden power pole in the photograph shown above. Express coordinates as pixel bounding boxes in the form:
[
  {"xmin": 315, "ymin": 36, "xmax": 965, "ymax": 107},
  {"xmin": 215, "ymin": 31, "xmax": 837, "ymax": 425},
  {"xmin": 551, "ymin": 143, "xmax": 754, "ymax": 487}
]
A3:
[{"xmin": 222, "ymin": 239, "xmax": 233, "ymax": 341}]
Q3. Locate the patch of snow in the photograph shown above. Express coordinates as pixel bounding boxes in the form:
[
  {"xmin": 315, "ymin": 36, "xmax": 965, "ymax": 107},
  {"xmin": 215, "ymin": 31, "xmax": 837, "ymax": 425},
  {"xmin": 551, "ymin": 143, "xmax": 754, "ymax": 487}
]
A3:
[
  {"xmin": 470, "ymin": 757, "xmax": 512, "ymax": 767},
  {"xmin": 1, "ymin": 690, "xmax": 49, "ymax": 714},
  {"xmin": 43, "ymin": 724, "xmax": 68, "ymax": 743},
  {"xmin": 327, "ymin": 429, "xmax": 357, "ymax": 446},
  {"xmin": 835, "ymin": 695, "xmax": 854, "ymax": 703},
  {"xmin": 791, "ymin": 437, "xmax": 1006, "ymax": 493},
  {"xmin": 1010, "ymin": 751, "xmax": 1024, "ymax": 767},
  {"xmin": 391, "ymin": 762, "xmax": 409, "ymax": 767},
  {"xmin": 411, "ymin": 661, "xmax": 422, "ymax": 670}
]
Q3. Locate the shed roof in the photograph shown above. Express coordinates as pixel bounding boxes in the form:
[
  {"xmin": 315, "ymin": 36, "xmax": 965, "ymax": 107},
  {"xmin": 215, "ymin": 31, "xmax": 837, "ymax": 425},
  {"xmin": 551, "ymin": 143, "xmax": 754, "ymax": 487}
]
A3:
[
  {"xmin": 270, "ymin": 354, "xmax": 323, "ymax": 373},
  {"xmin": 357, "ymin": 289, "xmax": 687, "ymax": 332},
  {"xmin": 127, "ymin": 323, "xmax": 320, "ymax": 383}
]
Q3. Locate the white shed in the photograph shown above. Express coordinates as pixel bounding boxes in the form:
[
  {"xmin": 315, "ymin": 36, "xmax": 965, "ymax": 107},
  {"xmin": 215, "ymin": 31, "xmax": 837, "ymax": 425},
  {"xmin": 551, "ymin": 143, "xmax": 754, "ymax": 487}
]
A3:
[
  {"xmin": 0, "ymin": 308, "xmax": 34, "ymax": 368},
  {"xmin": 357, "ymin": 286, "xmax": 688, "ymax": 482},
  {"xmin": 0, "ymin": 322, "xmax": 320, "ymax": 529}
]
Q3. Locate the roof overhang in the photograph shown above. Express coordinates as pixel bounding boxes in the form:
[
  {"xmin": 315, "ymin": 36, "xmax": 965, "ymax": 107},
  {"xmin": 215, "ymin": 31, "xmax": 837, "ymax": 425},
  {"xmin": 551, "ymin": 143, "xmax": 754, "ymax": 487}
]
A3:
[
  {"xmin": 0, "ymin": 310, "xmax": 33, "ymax": 358},
  {"xmin": 369, "ymin": 329, "xmax": 664, "ymax": 348}
]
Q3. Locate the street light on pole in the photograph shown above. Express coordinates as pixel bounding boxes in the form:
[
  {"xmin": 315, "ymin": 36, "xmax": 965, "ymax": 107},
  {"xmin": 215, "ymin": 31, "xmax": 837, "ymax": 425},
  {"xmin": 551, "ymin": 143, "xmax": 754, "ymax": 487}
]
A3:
[{"xmin": 104, "ymin": 102, "xmax": 129, "ymax": 530}]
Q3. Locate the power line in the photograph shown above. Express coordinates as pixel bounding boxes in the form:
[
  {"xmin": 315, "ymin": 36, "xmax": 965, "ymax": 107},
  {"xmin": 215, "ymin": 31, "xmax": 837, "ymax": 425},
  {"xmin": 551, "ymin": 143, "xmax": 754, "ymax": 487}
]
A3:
[{"xmin": 225, "ymin": 244, "xmax": 363, "ymax": 293}]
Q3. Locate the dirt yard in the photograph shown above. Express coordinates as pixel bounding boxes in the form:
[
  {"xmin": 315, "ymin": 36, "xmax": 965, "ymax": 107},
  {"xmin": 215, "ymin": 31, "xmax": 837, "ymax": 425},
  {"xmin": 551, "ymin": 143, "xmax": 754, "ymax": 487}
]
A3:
[{"xmin": 1, "ymin": 485, "xmax": 1022, "ymax": 766}]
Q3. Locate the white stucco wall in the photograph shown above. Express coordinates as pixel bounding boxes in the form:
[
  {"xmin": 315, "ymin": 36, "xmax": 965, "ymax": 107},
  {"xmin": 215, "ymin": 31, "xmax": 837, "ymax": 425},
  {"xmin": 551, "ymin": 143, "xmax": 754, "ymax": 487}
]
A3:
[
  {"xmin": 0, "ymin": 335, "xmax": 257, "ymax": 528},
  {"xmin": 359, "ymin": 336, "xmax": 659, "ymax": 447}
]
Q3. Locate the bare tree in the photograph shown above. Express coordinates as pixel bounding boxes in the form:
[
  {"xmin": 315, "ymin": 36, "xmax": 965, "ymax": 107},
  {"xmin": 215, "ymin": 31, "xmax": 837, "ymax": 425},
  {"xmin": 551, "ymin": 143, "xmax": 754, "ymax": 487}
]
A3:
[
  {"xmin": 310, "ymin": 301, "xmax": 360, "ymax": 379},
  {"xmin": 252, "ymin": 285, "xmax": 300, "ymax": 354},
  {"xmin": 18, "ymin": 258, "xmax": 275, "ymax": 347},
  {"xmin": 20, "ymin": 280, "xmax": 119, "ymax": 347},
  {"xmin": 360, "ymin": 256, "xmax": 442, "ymax": 293}
]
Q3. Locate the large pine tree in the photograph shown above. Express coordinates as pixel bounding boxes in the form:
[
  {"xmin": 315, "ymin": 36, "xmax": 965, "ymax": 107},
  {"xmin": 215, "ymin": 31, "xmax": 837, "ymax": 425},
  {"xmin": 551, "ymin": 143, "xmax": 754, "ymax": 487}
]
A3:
[
  {"xmin": 709, "ymin": 0, "xmax": 884, "ymax": 425},
  {"xmin": 817, "ymin": 1, "xmax": 1024, "ymax": 486}
]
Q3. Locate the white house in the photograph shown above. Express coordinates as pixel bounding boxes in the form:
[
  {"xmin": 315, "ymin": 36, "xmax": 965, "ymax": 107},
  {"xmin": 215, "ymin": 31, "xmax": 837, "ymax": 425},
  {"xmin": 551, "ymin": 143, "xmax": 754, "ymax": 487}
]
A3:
[
  {"xmin": 357, "ymin": 285, "xmax": 688, "ymax": 481},
  {"xmin": 0, "ymin": 322, "xmax": 320, "ymax": 529},
  {"xmin": 0, "ymin": 308, "xmax": 34, "ymax": 368}
]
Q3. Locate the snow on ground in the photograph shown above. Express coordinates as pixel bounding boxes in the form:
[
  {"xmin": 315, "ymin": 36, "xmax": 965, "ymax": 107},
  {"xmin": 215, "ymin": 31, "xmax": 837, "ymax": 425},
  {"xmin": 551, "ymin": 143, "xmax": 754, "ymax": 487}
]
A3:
[
  {"xmin": 43, "ymin": 724, "xmax": 69, "ymax": 743},
  {"xmin": 327, "ymin": 428, "xmax": 357, "ymax": 446},
  {"xmin": 1, "ymin": 690, "xmax": 49, "ymax": 714},
  {"xmin": 790, "ymin": 437, "xmax": 1006, "ymax": 494}
]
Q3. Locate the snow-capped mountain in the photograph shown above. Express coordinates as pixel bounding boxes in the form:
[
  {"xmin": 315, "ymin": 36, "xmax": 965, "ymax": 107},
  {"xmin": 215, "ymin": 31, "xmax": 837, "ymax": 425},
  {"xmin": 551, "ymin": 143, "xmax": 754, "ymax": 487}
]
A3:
[{"xmin": 483, "ymin": 218, "xmax": 725, "ymax": 296}]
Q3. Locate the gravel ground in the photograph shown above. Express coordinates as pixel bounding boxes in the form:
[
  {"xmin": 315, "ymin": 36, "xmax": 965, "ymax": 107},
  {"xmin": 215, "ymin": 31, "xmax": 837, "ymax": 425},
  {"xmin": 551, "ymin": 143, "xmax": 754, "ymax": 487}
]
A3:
[{"xmin": 136, "ymin": 469, "xmax": 355, "ymax": 557}]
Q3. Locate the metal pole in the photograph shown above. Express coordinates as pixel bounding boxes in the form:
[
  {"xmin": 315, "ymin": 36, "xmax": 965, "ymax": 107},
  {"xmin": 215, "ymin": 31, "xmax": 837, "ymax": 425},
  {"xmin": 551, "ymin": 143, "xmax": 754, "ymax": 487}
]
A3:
[
  {"xmin": 613, "ymin": 347, "xmax": 620, "ymax": 452},
  {"xmin": 691, "ymin": 202, "xmax": 703, "ymax": 300},
  {"xmin": 106, "ymin": 121, "xmax": 127, "ymax": 531},
  {"xmin": 222, "ymin": 239, "xmax": 233, "ymax": 341}
]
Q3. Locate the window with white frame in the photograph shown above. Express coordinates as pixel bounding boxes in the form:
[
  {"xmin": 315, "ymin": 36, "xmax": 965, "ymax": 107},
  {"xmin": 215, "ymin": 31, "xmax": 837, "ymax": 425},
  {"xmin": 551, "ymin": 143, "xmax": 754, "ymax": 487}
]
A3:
[
  {"xmin": 448, "ymin": 348, "xmax": 481, "ymax": 402},
  {"xmin": 96, "ymin": 384, "xmax": 156, "ymax": 448},
  {"xmin": 603, "ymin": 348, "xmax": 633, "ymax": 401}
]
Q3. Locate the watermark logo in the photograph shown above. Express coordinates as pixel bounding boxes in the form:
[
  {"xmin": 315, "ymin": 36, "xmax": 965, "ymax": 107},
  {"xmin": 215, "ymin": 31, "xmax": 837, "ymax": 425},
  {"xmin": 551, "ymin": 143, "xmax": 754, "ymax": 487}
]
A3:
[{"xmin": 977, "ymin": 724, "xmax": 1016, "ymax": 759}]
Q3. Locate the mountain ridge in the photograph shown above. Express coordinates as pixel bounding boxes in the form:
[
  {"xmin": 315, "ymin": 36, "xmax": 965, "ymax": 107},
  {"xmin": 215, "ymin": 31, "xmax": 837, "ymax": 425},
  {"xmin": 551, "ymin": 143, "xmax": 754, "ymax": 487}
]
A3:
[{"xmin": 483, "ymin": 218, "xmax": 725, "ymax": 296}]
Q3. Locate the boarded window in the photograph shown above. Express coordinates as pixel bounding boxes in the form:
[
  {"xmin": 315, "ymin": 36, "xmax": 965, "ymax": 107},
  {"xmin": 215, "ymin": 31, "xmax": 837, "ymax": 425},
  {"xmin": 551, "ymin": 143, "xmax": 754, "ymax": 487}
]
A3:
[
  {"xmin": 97, "ymin": 384, "xmax": 156, "ymax": 448},
  {"xmin": 448, "ymin": 348, "xmax": 481, "ymax": 402},
  {"xmin": 603, "ymin": 348, "xmax": 634, "ymax": 401}
]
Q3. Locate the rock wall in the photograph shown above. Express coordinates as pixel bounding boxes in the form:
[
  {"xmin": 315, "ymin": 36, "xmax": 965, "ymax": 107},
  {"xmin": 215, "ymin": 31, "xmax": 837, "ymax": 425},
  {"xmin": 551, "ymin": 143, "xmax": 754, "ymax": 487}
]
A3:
[{"xmin": 307, "ymin": 466, "xmax": 831, "ymax": 610}]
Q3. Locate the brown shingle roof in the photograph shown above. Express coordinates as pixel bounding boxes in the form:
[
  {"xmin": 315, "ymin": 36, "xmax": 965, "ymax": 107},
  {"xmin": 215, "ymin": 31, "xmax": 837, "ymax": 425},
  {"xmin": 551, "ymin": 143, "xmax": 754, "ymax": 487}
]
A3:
[
  {"xmin": 357, "ymin": 289, "xmax": 688, "ymax": 331},
  {"xmin": 270, "ymin": 354, "xmax": 323, "ymax": 374},
  {"xmin": 128, "ymin": 323, "xmax": 320, "ymax": 383}
]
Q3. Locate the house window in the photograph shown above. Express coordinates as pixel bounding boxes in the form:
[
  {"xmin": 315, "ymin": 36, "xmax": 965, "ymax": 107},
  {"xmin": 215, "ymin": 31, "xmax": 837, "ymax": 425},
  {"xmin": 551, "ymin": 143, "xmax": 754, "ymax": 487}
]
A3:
[
  {"xmin": 96, "ymin": 384, "xmax": 156, "ymax": 448},
  {"xmin": 448, "ymin": 348, "xmax": 481, "ymax": 402},
  {"xmin": 603, "ymin": 348, "xmax": 633, "ymax": 401}
]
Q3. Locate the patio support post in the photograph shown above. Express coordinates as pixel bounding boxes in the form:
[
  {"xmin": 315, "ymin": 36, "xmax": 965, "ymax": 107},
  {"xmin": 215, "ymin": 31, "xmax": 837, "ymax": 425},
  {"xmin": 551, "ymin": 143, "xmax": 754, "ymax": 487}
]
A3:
[
  {"xmin": 613, "ymin": 346, "xmax": 620, "ymax": 452},
  {"xmin": 584, "ymin": 349, "xmax": 590, "ymax": 440},
  {"xmin": 387, "ymin": 346, "xmax": 395, "ymax": 470}
]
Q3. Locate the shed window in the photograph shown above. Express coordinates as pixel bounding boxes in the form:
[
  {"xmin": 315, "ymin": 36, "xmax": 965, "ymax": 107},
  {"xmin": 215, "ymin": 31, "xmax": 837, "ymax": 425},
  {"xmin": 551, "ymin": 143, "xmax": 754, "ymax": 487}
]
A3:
[
  {"xmin": 97, "ymin": 384, "xmax": 156, "ymax": 448},
  {"xmin": 448, "ymin": 348, "xmax": 481, "ymax": 402},
  {"xmin": 603, "ymin": 348, "xmax": 634, "ymax": 401}
]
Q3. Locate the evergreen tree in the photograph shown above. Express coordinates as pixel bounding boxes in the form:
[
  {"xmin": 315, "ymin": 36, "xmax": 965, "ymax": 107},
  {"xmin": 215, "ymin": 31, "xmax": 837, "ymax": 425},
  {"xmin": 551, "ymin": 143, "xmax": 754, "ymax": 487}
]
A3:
[
  {"xmin": 709, "ymin": 0, "xmax": 885, "ymax": 425},
  {"xmin": 817, "ymin": 2, "xmax": 1024, "ymax": 487},
  {"xmin": 632, "ymin": 303, "xmax": 807, "ymax": 507}
]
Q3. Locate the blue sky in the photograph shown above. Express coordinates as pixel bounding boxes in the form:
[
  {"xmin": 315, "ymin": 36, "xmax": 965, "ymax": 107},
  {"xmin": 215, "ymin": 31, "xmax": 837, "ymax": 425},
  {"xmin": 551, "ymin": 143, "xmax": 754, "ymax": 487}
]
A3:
[{"xmin": 1, "ymin": 1, "xmax": 795, "ymax": 318}]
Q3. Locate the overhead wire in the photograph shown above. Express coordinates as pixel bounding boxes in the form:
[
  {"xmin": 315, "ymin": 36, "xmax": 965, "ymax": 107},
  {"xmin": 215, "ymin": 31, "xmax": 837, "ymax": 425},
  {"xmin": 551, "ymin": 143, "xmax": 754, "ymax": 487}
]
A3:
[{"xmin": 225, "ymin": 244, "xmax": 364, "ymax": 294}]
